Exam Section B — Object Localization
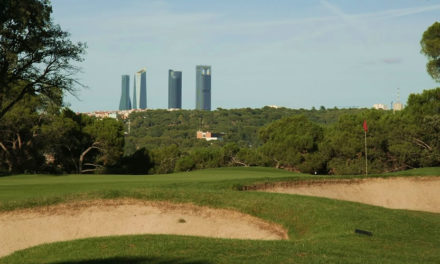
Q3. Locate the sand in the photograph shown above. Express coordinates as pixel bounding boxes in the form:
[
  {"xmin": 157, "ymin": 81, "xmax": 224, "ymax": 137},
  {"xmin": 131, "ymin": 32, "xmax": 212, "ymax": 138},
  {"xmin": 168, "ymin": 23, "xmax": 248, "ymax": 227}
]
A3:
[
  {"xmin": 263, "ymin": 176, "xmax": 440, "ymax": 213},
  {"xmin": 0, "ymin": 199, "xmax": 288, "ymax": 257}
]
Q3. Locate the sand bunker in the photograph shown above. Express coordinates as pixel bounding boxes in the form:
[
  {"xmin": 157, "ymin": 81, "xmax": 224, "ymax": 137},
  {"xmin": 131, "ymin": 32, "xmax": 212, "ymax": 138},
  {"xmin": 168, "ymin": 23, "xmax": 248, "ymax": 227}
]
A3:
[
  {"xmin": 0, "ymin": 199, "xmax": 287, "ymax": 257},
  {"xmin": 263, "ymin": 176, "xmax": 440, "ymax": 213}
]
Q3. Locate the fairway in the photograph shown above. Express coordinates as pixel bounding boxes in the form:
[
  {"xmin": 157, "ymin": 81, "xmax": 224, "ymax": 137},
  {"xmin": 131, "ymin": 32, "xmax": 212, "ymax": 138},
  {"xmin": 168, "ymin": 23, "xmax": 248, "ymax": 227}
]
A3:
[{"xmin": 1, "ymin": 167, "xmax": 440, "ymax": 264}]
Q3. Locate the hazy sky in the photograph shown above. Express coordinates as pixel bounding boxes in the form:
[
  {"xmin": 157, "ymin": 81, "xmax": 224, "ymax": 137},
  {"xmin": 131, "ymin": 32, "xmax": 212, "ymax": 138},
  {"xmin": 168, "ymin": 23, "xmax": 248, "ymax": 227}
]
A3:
[{"xmin": 51, "ymin": 0, "xmax": 439, "ymax": 112}]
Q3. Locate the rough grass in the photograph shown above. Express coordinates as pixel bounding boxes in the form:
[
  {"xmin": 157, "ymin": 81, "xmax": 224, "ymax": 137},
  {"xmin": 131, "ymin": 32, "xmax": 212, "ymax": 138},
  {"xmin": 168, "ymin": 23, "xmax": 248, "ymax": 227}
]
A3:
[{"xmin": 1, "ymin": 167, "xmax": 439, "ymax": 264}]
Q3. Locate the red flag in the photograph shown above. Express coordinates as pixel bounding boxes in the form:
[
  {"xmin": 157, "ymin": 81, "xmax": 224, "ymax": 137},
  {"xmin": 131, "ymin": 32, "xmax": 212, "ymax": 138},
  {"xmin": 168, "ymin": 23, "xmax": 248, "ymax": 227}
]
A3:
[{"xmin": 363, "ymin": 120, "xmax": 368, "ymax": 132}]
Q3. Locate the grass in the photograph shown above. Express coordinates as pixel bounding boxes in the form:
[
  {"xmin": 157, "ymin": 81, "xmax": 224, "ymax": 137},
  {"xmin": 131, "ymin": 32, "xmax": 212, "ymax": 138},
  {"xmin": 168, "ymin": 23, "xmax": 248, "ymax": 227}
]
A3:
[{"xmin": 0, "ymin": 167, "xmax": 439, "ymax": 263}]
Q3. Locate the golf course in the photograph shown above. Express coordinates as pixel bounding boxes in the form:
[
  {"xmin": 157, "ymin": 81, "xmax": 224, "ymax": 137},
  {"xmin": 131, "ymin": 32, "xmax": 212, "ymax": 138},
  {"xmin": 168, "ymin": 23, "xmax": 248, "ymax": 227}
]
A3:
[{"xmin": 0, "ymin": 167, "xmax": 439, "ymax": 264}]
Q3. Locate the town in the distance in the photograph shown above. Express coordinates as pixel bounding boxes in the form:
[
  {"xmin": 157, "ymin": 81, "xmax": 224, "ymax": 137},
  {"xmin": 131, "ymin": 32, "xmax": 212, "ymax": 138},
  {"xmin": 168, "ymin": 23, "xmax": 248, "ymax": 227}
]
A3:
[
  {"xmin": 86, "ymin": 65, "xmax": 211, "ymax": 119},
  {"xmin": 82, "ymin": 63, "xmax": 405, "ymax": 120},
  {"xmin": 120, "ymin": 65, "xmax": 212, "ymax": 112}
]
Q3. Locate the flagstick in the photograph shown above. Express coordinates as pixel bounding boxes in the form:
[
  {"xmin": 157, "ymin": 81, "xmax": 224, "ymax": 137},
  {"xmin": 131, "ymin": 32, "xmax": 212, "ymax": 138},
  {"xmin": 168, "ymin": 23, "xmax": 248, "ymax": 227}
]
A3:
[{"xmin": 364, "ymin": 130, "xmax": 368, "ymax": 177}]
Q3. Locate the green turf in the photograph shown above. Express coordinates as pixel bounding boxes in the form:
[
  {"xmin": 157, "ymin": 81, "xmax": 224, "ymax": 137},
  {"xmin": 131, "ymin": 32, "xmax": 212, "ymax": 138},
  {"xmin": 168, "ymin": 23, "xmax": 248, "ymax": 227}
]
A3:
[{"xmin": 0, "ymin": 167, "xmax": 439, "ymax": 264}]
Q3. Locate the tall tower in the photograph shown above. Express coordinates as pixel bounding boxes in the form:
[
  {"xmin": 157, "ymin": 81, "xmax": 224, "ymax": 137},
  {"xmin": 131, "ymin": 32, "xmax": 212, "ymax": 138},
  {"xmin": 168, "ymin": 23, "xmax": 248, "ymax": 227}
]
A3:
[
  {"xmin": 133, "ymin": 68, "xmax": 147, "ymax": 109},
  {"xmin": 168, "ymin": 69, "xmax": 182, "ymax": 109},
  {"xmin": 196, "ymin": 65, "xmax": 211, "ymax": 110},
  {"xmin": 119, "ymin": 75, "xmax": 131, "ymax": 110}
]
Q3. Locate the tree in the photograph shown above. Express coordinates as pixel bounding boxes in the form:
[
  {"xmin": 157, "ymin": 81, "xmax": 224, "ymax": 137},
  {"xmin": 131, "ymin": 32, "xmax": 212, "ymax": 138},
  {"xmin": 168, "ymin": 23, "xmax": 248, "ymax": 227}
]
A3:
[
  {"xmin": 406, "ymin": 87, "xmax": 440, "ymax": 116},
  {"xmin": 398, "ymin": 88, "xmax": 440, "ymax": 167},
  {"xmin": 259, "ymin": 115, "xmax": 324, "ymax": 171},
  {"xmin": 42, "ymin": 110, "xmax": 124, "ymax": 173},
  {"xmin": 0, "ymin": 0, "xmax": 86, "ymax": 120},
  {"xmin": 0, "ymin": 92, "xmax": 46, "ymax": 173},
  {"xmin": 82, "ymin": 117, "xmax": 125, "ymax": 173},
  {"xmin": 322, "ymin": 109, "xmax": 399, "ymax": 175},
  {"xmin": 222, "ymin": 143, "xmax": 248, "ymax": 167},
  {"xmin": 421, "ymin": 22, "xmax": 440, "ymax": 82},
  {"xmin": 150, "ymin": 144, "xmax": 180, "ymax": 174},
  {"xmin": 119, "ymin": 148, "xmax": 153, "ymax": 174}
]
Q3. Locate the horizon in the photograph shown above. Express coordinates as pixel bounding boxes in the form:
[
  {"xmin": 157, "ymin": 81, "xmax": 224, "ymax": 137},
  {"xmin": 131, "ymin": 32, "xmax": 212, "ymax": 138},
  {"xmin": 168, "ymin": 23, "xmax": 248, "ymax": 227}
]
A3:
[{"xmin": 52, "ymin": 0, "xmax": 439, "ymax": 112}]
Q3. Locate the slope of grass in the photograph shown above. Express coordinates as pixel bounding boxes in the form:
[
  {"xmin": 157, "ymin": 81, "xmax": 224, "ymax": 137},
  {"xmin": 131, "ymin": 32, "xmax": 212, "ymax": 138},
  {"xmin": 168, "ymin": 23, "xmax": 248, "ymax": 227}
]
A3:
[{"xmin": 0, "ymin": 167, "xmax": 439, "ymax": 263}]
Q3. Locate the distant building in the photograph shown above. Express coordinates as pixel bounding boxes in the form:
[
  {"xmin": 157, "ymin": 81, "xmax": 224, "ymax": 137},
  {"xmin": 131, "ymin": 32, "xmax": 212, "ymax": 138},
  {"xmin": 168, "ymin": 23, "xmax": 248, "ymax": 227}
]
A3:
[
  {"xmin": 117, "ymin": 108, "xmax": 149, "ymax": 119},
  {"xmin": 80, "ymin": 109, "xmax": 149, "ymax": 120},
  {"xmin": 82, "ymin": 111, "xmax": 117, "ymax": 119},
  {"xmin": 196, "ymin": 131, "xmax": 218, "ymax": 141},
  {"xmin": 266, "ymin": 105, "xmax": 281, "ymax": 109},
  {"xmin": 119, "ymin": 75, "xmax": 131, "ymax": 110},
  {"xmin": 393, "ymin": 102, "xmax": 404, "ymax": 111},
  {"xmin": 373, "ymin": 104, "xmax": 388, "ymax": 110},
  {"xmin": 196, "ymin": 65, "xmax": 211, "ymax": 111},
  {"xmin": 168, "ymin": 69, "xmax": 182, "ymax": 109},
  {"xmin": 133, "ymin": 68, "xmax": 147, "ymax": 109}
]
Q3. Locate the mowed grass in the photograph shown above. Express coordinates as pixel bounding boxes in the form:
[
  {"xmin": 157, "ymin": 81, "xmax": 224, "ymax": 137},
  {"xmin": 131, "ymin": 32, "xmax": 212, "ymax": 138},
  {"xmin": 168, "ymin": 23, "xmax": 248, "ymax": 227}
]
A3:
[{"xmin": 0, "ymin": 167, "xmax": 439, "ymax": 264}]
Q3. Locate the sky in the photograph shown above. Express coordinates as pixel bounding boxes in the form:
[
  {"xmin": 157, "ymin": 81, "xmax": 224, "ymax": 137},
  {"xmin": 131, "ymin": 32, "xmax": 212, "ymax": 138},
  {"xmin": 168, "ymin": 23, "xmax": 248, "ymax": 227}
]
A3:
[{"xmin": 51, "ymin": 0, "xmax": 440, "ymax": 112}]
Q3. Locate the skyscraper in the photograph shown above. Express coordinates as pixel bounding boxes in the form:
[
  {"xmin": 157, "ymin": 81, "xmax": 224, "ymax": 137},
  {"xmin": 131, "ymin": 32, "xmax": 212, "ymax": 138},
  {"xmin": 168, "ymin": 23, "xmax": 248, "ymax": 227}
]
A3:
[
  {"xmin": 118, "ymin": 75, "xmax": 131, "ymax": 110},
  {"xmin": 133, "ymin": 68, "xmax": 147, "ymax": 109},
  {"xmin": 168, "ymin": 69, "xmax": 182, "ymax": 109},
  {"xmin": 195, "ymin": 65, "xmax": 211, "ymax": 110}
]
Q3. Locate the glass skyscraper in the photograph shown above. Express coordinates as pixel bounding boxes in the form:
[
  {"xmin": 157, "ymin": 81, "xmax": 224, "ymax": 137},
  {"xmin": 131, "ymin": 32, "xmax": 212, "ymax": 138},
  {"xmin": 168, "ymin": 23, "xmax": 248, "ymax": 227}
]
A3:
[
  {"xmin": 133, "ymin": 68, "xmax": 147, "ymax": 109},
  {"xmin": 118, "ymin": 75, "xmax": 131, "ymax": 110},
  {"xmin": 168, "ymin": 69, "xmax": 182, "ymax": 109},
  {"xmin": 195, "ymin": 65, "xmax": 211, "ymax": 111}
]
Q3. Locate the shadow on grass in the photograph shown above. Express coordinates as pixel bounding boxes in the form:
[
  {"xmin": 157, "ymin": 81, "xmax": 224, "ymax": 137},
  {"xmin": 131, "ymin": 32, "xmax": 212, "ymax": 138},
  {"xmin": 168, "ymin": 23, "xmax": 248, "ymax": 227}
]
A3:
[
  {"xmin": 0, "ymin": 172, "xmax": 11, "ymax": 178},
  {"xmin": 49, "ymin": 256, "xmax": 212, "ymax": 264}
]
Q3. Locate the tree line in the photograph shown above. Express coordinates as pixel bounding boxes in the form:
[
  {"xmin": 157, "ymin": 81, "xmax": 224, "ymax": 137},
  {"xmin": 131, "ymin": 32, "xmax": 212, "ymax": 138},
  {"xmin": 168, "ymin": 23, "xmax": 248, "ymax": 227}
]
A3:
[
  {"xmin": 120, "ymin": 88, "xmax": 440, "ymax": 175},
  {"xmin": 1, "ymin": 87, "xmax": 439, "ymax": 175},
  {"xmin": 122, "ymin": 106, "xmax": 363, "ymax": 174},
  {"xmin": 0, "ymin": 97, "xmax": 124, "ymax": 174}
]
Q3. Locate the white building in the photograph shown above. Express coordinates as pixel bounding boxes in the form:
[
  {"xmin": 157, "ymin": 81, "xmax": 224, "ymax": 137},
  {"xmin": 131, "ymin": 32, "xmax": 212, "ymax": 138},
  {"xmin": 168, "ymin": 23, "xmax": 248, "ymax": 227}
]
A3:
[
  {"xmin": 393, "ymin": 102, "xmax": 404, "ymax": 111},
  {"xmin": 373, "ymin": 104, "xmax": 388, "ymax": 110}
]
